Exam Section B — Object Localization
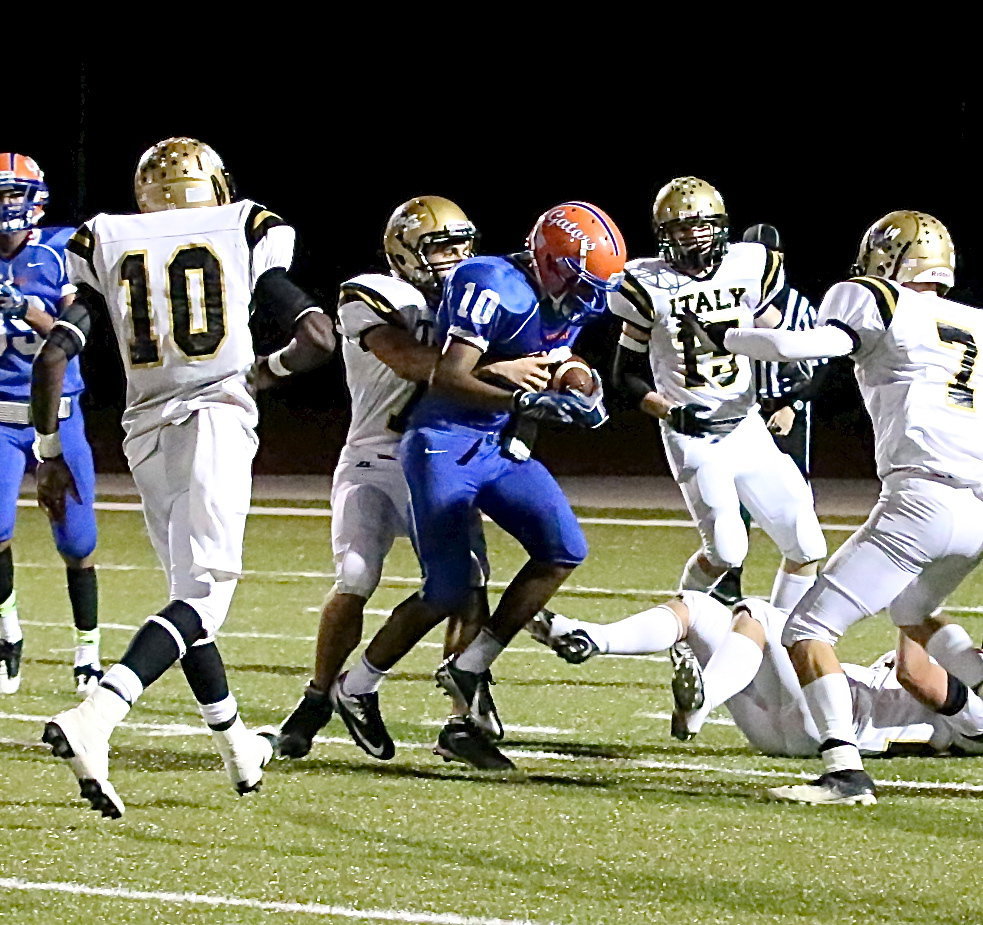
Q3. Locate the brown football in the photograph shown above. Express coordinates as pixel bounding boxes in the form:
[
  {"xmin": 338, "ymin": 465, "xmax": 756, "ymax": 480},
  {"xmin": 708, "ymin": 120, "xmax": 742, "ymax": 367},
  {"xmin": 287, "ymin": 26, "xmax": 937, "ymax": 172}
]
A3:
[{"xmin": 550, "ymin": 354, "xmax": 596, "ymax": 395}]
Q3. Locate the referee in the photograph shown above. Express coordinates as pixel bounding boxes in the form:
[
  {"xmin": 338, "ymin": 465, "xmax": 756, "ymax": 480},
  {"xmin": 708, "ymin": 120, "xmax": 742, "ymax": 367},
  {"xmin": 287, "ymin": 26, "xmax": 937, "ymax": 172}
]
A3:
[{"xmin": 711, "ymin": 223, "xmax": 828, "ymax": 606}]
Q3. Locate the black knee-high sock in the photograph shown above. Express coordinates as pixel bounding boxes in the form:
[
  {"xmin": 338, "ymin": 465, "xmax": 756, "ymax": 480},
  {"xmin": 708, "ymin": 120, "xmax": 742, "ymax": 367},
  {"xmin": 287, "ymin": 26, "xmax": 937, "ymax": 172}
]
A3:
[
  {"xmin": 66, "ymin": 566, "xmax": 98, "ymax": 631},
  {"xmin": 181, "ymin": 641, "xmax": 236, "ymax": 731},
  {"xmin": 116, "ymin": 601, "xmax": 203, "ymax": 690},
  {"xmin": 0, "ymin": 546, "xmax": 13, "ymax": 607}
]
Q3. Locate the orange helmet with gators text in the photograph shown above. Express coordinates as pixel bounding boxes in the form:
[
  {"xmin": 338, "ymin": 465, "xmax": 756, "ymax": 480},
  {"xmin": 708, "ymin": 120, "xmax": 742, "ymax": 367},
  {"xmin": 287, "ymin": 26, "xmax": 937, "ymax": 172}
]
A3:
[
  {"xmin": 0, "ymin": 153, "xmax": 48, "ymax": 232},
  {"xmin": 527, "ymin": 201, "xmax": 626, "ymax": 321}
]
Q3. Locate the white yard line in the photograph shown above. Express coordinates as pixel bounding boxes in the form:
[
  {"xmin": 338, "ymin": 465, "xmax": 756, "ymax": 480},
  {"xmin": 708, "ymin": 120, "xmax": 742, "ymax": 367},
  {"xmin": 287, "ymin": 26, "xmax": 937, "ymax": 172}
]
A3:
[
  {"xmin": 0, "ymin": 878, "xmax": 548, "ymax": 925},
  {"xmin": 14, "ymin": 497, "xmax": 864, "ymax": 532},
  {"xmin": 4, "ymin": 712, "xmax": 981, "ymax": 794}
]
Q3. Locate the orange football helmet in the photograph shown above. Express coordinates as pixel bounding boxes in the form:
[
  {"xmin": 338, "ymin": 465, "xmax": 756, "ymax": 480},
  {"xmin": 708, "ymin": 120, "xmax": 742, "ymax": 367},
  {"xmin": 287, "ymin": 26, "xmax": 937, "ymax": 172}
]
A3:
[
  {"xmin": 0, "ymin": 153, "xmax": 48, "ymax": 232},
  {"xmin": 527, "ymin": 201, "xmax": 626, "ymax": 320}
]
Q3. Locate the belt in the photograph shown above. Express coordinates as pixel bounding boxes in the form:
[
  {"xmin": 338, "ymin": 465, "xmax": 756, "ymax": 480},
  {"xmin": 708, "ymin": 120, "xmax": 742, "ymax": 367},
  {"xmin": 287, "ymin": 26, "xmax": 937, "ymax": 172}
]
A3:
[{"xmin": 0, "ymin": 396, "xmax": 72, "ymax": 426}]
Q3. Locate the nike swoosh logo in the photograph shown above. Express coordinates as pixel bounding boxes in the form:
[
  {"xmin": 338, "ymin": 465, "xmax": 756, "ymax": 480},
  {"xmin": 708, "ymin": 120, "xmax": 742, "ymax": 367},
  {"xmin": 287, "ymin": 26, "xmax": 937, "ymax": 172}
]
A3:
[
  {"xmin": 27, "ymin": 262, "xmax": 43, "ymax": 268},
  {"xmin": 424, "ymin": 449, "xmax": 448, "ymax": 454}
]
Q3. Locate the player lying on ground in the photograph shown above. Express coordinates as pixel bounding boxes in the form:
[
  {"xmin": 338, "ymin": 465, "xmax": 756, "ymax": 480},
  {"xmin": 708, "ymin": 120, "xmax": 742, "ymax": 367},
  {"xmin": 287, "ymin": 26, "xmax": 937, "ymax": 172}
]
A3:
[{"xmin": 530, "ymin": 592, "xmax": 983, "ymax": 759}]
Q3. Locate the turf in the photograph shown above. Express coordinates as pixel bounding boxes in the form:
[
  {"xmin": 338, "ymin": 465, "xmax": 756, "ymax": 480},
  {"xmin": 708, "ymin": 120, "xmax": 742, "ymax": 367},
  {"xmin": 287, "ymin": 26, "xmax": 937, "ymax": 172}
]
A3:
[{"xmin": 1, "ymin": 498, "xmax": 982, "ymax": 924}]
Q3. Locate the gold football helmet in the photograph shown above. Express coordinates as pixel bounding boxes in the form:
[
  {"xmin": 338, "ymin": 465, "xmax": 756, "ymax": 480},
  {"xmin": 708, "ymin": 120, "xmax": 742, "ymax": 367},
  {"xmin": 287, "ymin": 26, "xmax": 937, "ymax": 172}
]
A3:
[
  {"xmin": 652, "ymin": 176, "xmax": 729, "ymax": 274},
  {"xmin": 384, "ymin": 196, "xmax": 477, "ymax": 297},
  {"xmin": 134, "ymin": 137, "xmax": 234, "ymax": 213},
  {"xmin": 852, "ymin": 210, "xmax": 955, "ymax": 293}
]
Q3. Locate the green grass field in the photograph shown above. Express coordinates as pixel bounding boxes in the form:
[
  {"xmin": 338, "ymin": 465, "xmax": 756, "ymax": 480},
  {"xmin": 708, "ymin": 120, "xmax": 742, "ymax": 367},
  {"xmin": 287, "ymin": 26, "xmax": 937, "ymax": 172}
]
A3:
[{"xmin": 2, "ymin": 494, "xmax": 983, "ymax": 925}]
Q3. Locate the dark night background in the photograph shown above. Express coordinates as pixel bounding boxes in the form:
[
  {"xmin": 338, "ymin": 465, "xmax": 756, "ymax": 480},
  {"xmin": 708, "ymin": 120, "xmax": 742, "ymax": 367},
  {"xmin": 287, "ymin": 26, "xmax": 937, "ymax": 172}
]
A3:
[{"xmin": 11, "ymin": 62, "xmax": 983, "ymax": 482}]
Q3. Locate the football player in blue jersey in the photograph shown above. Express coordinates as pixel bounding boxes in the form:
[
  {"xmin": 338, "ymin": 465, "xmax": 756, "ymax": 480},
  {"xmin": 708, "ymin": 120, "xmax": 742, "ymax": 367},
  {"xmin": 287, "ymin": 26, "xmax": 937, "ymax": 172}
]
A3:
[
  {"xmin": 330, "ymin": 201, "xmax": 626, "ymax": 769},
  {"xmin": 0, "ymin": 153, "xmax": 100, "ymax": 696}
]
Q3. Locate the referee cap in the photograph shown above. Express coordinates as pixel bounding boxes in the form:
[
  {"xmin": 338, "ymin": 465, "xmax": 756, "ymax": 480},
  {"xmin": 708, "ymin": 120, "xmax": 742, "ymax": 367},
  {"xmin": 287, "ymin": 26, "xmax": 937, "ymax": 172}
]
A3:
[{"xmin": 742, "ymin": 223, "xmax": 782, "ymax": 251}]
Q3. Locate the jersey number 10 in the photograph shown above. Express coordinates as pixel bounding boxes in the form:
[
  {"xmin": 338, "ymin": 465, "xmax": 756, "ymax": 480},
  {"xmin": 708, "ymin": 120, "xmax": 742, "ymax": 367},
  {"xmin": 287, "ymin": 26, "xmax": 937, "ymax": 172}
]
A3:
[{"xmin": 120, "ymin": 245, "xmax": 227, "ymax": 366}]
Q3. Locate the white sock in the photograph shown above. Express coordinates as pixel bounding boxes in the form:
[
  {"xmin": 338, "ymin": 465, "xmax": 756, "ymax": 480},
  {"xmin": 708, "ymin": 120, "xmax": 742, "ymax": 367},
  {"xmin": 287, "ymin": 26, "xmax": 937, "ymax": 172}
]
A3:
[
  {"xmin": 800, "ymin": 673, "xmax": 863, "ymax": 771},
  {"xmin": 342, "ymin": 654, "xmax": 388, "ymax": 696},
  {"xmin": 455, "ymin": 628, "xmax": 504, "ymax": 673},
  {"xmin": 770, "ymin": 570, "xmax": 815, "ymax": 613},
  {"xmin": 581, "ymin": 605, "xmax": 683, "ymax": 656},
  {"xmin": 679, "ymin": 552, "xmax": 718, "ymax": 593},
  {"xmin": 199, "ymin": 693, "xmax": 239, "ymax": 729},
  {"xmin": 925, "ymin": 624, "xmax": 983, "ymax": 689},
  {"xmin": 0, "ymin": 591, "xmax": 21, "ymax": 644},
  {"xmin": 101, "ymin": 664, "xmax": 144, "ymax": 706},
  {"xmin": 686, "ymin": 632, "xmax": 763, "ymax": 734}
]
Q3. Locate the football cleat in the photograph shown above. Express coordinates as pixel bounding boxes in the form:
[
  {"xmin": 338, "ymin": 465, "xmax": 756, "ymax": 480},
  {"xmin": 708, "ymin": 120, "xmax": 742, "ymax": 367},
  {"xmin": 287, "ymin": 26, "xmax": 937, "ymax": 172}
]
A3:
[
  {"xmin": 709, "ymin": 568, "xmax": 743, "ymax": 607},
  {"xmin": 42, "ymin": 702, "xmax": 124, "ymax": 819},
  {"xmin": 0, "ymin": 639, "xmax": 23, "ymax": 694},
  {"xmin": 669, "ymin": 641, "xmax": 705, "ymax": 742},
  {"xmin": 211, "ymin": 723, "xmax": 274, "ymax": 795},
  {"xmin": 330, "ymin": 673, "xmax": 395, "ymax": 760},
  {"xmin": 526, "ymin": 609, "xmax": 600, "ymax": 665},
  {"xmin": 434, "ymin": 657, "xmax": 504, "ymax": 740},
  {"xmin": 767, "ymin": 769, "xmax": 877, "ymax": 806},
  {"xmin": 73, "ymin": 664, "xmax": 104, "ymax": 698},
  {"xmin": 275, "ymin": 684, "xmax": 334, "ymax": 758},
  {"xmin": 433, "ymin": 718, "xmax": 516, "ymax": 771}
]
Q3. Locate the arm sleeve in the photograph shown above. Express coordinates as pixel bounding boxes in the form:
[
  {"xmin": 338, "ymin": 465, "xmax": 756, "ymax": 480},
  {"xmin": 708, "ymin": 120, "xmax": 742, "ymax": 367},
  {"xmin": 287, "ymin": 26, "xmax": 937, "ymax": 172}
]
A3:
[
  {"xmin": 43, "ymin": 290, "xmax": 94, "ymax": 359},
  {"xmin": 611, "ymin": 339, "xmax": 656, "ymax": 406},
  {"xmin": 253, "ymin": 267, "xmax": 321, "ymax": 332},
  {"xmin": 724, "ymin": 324, "xmax": 856, "ymax": 362}
]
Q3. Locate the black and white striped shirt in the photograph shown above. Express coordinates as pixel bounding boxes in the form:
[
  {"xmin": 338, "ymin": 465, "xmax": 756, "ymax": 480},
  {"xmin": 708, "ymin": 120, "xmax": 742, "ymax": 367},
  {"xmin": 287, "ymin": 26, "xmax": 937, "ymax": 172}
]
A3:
[{"xmin": 753, "ymin": 285, "xmax": 825, "ymax": 400}]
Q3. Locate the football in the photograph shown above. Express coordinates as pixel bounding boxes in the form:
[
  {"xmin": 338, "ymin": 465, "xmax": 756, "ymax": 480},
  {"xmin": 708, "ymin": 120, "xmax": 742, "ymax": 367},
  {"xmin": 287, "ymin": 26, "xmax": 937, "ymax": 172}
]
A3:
[{"xmin": 550, "ymin": 354, "xmax": 596, "ymax": 395}]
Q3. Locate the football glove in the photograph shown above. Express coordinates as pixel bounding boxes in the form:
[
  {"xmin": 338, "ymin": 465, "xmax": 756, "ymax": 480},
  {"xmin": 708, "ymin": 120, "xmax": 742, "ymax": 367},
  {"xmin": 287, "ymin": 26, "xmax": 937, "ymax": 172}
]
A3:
[
  {"xmin": 666, "ymin": 402, "xmax": 714, "ymax": 437},
  {"xmin": 0, "ymin": 282, "xmax": 27, "ymax": 319},
  {"xmin": 565, "ymin": 371, "xmax": 608, "ymax": 429},
  {"xmin": 677, "ymin": 309, "xmax": 735, "ymax": 353},
  {"xmin": 514, "ymin": 388, "xmax": 607, "ymax": 428}
]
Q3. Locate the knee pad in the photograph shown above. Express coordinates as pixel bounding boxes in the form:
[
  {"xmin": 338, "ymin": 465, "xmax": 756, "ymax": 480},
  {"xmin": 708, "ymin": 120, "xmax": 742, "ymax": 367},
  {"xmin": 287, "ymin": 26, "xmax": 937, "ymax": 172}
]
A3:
[
  {"xmin": 148, "ymin": 600, "xmax": 205, "ymax": 659},
  {"xmin": 779, "ymin": 576, "xmax": 868, "ymax": 648},
  {"xmin": 335, "ymin": 548, "xmax": 384, "ymax": 599},
  {"xmin": 54, "ymin": 530, "xmax": 97, "ymax": 561}
]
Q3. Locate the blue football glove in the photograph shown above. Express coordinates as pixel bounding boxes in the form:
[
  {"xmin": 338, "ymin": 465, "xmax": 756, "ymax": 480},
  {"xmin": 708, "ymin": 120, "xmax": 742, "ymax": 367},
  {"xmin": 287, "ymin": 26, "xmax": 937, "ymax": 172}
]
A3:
[
  {"xmin": 564, "ymin": 372, "xmax": 609, "ymax": 429},
  {"xmin": 0, "ymin": 281, "xmax": 27, "ymax": 319},
  {"xmin": 514, "ymin": 389, "xmax": 588, "ymax": 425}
]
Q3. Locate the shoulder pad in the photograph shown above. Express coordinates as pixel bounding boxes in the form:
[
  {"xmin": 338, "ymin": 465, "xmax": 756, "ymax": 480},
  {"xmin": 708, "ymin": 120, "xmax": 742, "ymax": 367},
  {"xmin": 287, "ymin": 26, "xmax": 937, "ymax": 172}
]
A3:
[
  {"xmin": 846, "ymin": 276, "xmax": 900, "ymax": 327},
  {"xmin": 618, "ymin": 269, "xmax": 656, "ymax": 322},
  {"xmin": 67, "ymin": 222, "xmax": 96, "ymax": 269},
  {"xmin": 340, "ymin": 273, "xmax": 426, "ymax": 324},
  {"xmin": 244, "ymin": 202, "xmax": 287, "ymax": 249}
]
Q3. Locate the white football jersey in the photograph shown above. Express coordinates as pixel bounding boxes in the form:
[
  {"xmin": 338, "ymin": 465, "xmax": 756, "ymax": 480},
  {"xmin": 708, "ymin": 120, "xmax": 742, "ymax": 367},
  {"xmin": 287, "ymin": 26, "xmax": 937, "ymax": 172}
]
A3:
[
  {"xmin": 819, "ymin": 278, "xmax": 983, "ymax": 485},
  {"xmin": 66, "ymin": 201, "xmax": 294, "ymax": 441},
  {"xmin": 611, "ymin": 242, "xmax": 785, "ymax": 418},
  {"xmin": 336, "ymin": 273, "xmax": 432, "ymax": 449}
]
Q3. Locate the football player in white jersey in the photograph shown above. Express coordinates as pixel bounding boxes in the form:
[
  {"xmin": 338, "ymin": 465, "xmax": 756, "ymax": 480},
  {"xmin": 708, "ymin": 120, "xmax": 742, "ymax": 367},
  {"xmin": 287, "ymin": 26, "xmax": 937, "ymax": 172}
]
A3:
[
  {"xmin": 610, "ymin": 178, "xmax": 826, "ymax": 615},
  {"xmin": 529, "ymin": 593, "xmax": 983, "ymax": 759},
  {"xmin": 30, "ymin": 137, "xmax": 336, "ymax": 818},
  {"xmin": 275, "ymin": 197, "xmax": 549, "ymax": 759},
  {"xmin": 716, "ymin": 210, "xmax": 983, "ymax": 804}
]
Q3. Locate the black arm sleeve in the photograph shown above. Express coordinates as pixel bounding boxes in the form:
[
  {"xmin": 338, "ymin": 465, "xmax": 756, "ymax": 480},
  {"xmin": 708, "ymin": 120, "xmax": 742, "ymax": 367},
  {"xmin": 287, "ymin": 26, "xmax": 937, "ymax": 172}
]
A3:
[
  {"xmin": 611, "ymin": 342, "xmax": 656, "ymax": 407},
  {"xmin": 45, "ymin": 287, "xmax": 95, "ymax": 359},
  {"xmin": 253, "ymin": 267, "xmax": 321, "ymax": 332}
]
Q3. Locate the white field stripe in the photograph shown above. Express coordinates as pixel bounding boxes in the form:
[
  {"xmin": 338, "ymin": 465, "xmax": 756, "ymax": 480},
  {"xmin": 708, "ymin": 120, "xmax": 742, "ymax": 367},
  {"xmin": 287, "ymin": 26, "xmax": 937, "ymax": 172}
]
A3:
[
  {"xmin": 639, "ymin": 711, "xmax": 736, "ymax": 727},
  {"xmin": 0, "ymin": 878, "xmax": 549, "ymax": 925},
  {"xmin": 4, "ymin": 712, "xmax": 982, "ymax": 794},
  {"xmin": 14, "ymin": 497, "xmax": 864, "ymax": 533},
  {"xmin": 18, "ymin": 617, "xmax": 667, "ymax": 663}
]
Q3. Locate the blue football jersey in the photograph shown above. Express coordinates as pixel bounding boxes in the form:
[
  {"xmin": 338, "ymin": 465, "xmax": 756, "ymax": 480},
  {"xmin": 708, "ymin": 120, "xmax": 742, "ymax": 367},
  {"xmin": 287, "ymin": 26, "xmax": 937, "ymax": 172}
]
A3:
[
  {"xmin": 0, "ymin": 226, "xmax": 84, "ymax": 400},
  {"xmin": 411, "ymin": 255, "xmax": 597, "ymax": 432}
]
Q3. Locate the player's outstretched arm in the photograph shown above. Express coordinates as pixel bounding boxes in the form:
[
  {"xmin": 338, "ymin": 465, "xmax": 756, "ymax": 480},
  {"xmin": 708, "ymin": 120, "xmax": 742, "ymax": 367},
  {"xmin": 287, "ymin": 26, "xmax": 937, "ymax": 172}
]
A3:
[
  {"xmin": 431, "ymin": 339, "xmax": 523, "ymax": 411},
  {"xmin": 253, "ymin": 310, "xmax": 337, "ymax": 391}
]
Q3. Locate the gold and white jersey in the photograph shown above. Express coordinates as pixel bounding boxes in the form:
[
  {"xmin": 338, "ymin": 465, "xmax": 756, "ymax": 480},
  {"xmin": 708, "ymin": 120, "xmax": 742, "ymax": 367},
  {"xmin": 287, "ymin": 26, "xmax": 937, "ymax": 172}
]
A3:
[
  {"xmin": 819, "ymin": 278, "xmax": 983, "ymax": 484},
  {"xmin": 336, "ymin": 273, "xmax": 432, "ymax": 449},
  {"xmin": 611, "ymin": 242, "xmax": 784, "ymax": 418},
  {"xmin": 67, "ymin": 201, "xmax": 294, "ymax": 446}
]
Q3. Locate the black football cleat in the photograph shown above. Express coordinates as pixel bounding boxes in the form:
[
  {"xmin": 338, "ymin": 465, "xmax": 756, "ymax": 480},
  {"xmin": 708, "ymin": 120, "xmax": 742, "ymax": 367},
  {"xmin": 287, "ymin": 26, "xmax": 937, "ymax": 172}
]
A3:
[
  {"xmin": 434, "ymin": 657, "xmax": 504, "ymax": 740},
  {"xmin": 669, "ymin": 641, "xmax": 705, "ymax": 741},
  {"xmin": 275, "ymin": 684, "xmax": 334, "ymax": 758},
  {"xmin": 433, "ymin": 718, "xmax": 515, "ymax": 771},
  {"xmin": 526, "ymin": 610, "xmax": 599, "ymax": 664},
  {"xmin": 0, "ymin": 638, "xmax": 23, "ymax": 694},
  {"xmin": 330, "ymin": 673, "xmax": 395, "ymax": 760},
  {"xmin": 710, "ymin": 568, "xmax": 744, "ymax": 607}
]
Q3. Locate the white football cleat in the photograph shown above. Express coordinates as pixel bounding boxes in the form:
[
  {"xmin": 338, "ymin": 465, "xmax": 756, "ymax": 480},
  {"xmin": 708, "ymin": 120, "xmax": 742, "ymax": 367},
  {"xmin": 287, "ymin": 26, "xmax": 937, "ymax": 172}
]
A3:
[
  {"xmin": 43, "ymin": 699, "xmax": 124, "ymax": 819},
  {"xmin": 74, "ymin": 663, "xmax": 104, "ymax": 698},
  {"xmin": 767, "ymin": 770, "xmax": 877, "ymax": 806},
  {"xmin": 212, "ymin": 722, "xmax": 274, "ymax": 795}
]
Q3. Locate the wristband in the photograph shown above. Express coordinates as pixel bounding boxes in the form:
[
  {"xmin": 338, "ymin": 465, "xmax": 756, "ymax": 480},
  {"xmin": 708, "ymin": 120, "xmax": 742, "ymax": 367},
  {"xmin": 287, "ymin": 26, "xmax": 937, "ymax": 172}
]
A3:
[
  {"xmin": 33, "ymin": 430, "xmax": 63, "ymax": 461},
  {"xmin": 266, "ymin": 348, "xmax": 292, "ymax": 378}
]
